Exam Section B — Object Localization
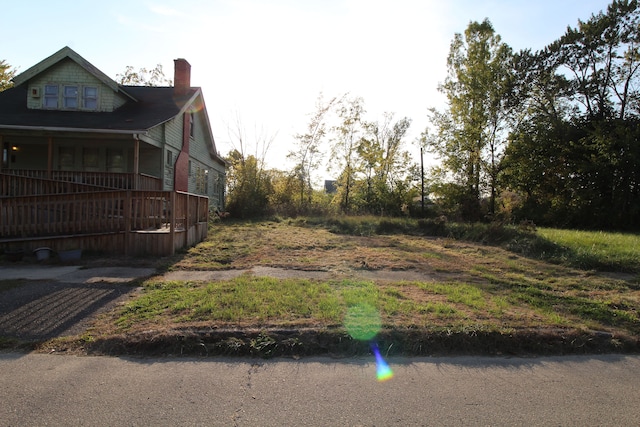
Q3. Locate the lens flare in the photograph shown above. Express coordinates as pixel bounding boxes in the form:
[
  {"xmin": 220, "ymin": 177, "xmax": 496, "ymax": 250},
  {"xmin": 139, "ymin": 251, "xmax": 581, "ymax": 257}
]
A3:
[
  {"xmin": 371, "ymin": 343, "xmax": 394, "ymax": 382},
  {"xmin": 344, "ymin": 303, "xmax": 381, "ymax": 341}
]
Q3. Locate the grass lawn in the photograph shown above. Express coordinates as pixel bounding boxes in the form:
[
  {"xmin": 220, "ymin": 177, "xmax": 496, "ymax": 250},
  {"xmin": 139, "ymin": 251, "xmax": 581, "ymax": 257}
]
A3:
[{"xmin": 43, "ymin": 217, "xmax": 640, "ymax": 356}]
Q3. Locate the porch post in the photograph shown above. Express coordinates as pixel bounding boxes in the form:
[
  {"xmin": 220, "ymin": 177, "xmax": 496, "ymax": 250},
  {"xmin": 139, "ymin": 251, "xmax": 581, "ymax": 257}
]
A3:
[
  {"xmin": 47, "ymin": 137, "xmax": 53, "ymax": 179},
  {"xmin": 0, "ymin": 135, "xmax": 3, "ymax": 173},
  {"xmin": 133, "ymin": 136, "xmax": 140, "ymax": 189}
]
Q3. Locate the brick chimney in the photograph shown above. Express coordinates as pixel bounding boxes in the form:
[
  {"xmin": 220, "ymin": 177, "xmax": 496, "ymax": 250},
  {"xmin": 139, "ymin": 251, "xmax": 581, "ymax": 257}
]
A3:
[{"xmin": 174, "ymin": 58, "xmax": 191, "ymax": 96}]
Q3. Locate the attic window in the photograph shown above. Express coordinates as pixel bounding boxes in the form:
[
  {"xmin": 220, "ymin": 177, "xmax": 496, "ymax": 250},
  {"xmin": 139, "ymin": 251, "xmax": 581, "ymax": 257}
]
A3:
[
  {"xmin": 44, "ymin": 85, "xmax": 58, "ymax": 108},
  {"xmin": 64, "ymin": 85, "xmax": 78, "ymax": 108},
  {"xmin": 83, "ymin": 87, "xmax": 98, "ymax": 110}
]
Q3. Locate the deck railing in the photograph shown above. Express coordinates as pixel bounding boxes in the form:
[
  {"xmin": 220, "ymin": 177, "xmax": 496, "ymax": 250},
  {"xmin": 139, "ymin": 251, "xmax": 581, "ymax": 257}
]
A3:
[
  {"xmin": 1, "ymin": 173, "xmax": 109, "ymax": 196},
  {"xmin": 0, "ymin": 174, "xmax": 209, "ymax": 256},
  {"xmin": 0, "ymin": 190, "xmax": 209, "ymax": 239},
  {"xmin": 1, "ymin": 169, "xmax": 162, "ymax": 190}
]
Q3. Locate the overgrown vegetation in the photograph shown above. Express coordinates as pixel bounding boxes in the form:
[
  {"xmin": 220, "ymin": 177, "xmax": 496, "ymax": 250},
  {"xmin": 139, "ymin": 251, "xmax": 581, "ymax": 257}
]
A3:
[{"xmin": 220, "ymin": 2, "xmax": 640, "ymax": 232}]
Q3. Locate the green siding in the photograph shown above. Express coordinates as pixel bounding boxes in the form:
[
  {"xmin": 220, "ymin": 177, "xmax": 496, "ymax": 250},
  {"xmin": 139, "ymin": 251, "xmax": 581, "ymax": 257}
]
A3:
[
  {"xmin": 187, "ymin": 107, "xmax": 225, "ymax": 207},
  {"xmin": 26, "ymin": 59, "xmax": 127, "ymax": 112}
]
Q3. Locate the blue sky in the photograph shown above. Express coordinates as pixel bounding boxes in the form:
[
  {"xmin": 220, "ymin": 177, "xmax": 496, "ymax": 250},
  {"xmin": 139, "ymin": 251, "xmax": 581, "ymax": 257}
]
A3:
[{"xmin": 3, "ymin": 0, "xmax": 613, "ymax": 174}]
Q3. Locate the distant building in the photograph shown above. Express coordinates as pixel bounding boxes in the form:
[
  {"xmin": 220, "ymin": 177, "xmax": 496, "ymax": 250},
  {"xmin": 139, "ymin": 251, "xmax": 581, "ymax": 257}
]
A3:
[{"xmin": 324, "ymin": 180, "xmax": 337, "ymax": 193}]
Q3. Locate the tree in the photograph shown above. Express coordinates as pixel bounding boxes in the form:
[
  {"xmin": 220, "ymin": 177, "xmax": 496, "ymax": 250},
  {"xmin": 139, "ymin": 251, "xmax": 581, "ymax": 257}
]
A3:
[
  {"xmin": 225, "ymin": 150, "xmax": 274, "ymax": 218},
  {"xmin": 224, "ymin": 113, "xmax": 276, "ymax": 218},
  {"xmin": 357, "ymin": 113, "xmax": 414, "ymax": 215},
  {"xmin": 501, "ymin": 1, "xmax": 640, "ymax": 229},
  {"xmin": 427, "ymin": 19, "xmax": 514, "ymax": 220},
  {"xmin": 115, "ymin": 64, "xmax": 172, "ymax": 86},
  {"xmin": 0, "ymin": 59, "xmax": 16, "ymax": 92},
  {"xmin": 329, "ymin": 96, "xmax": 365, "ymax": 213},
  {"xmin": 288, "ymin": 93, "xmax": 338, "ymax": 210},
  {"xmin": 548, "ymin": 0, "xmax": 640, "ymax": 120}
]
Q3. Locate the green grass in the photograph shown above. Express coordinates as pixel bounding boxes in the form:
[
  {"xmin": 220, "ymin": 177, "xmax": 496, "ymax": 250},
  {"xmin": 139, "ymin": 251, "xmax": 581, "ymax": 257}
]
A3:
[
  {"xmin": 319, "ymin": 217, "xmax": 640, "ymax": 273},
  {"xmin": 82, "ymin": 218, "xmax": 640, "ymax": 356},
  {"xmin": 116, "ymin": 277, "xmax": 476, "ymax": 332},
  {"xmin": 116, "ymin": 273, "xmax": 640, "ymax": 337},
  {"xmin": 117, "ymin": 276, "xmax": 345, "ymax": 329},
  {"xmin": 538, "ymin": 228, "xmax": 640, "ymax": 272}
]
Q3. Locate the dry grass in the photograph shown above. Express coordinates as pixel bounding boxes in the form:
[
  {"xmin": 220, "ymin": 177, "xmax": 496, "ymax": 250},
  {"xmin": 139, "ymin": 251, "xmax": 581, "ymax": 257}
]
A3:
[{"xmin": 36, "ymin": 218, "xmax": 640, "ymax": 357}]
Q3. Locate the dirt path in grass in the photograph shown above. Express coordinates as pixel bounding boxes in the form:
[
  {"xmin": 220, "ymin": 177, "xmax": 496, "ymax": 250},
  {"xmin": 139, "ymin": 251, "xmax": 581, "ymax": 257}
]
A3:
[{"xmin": 161, "ymin": 265, "xmax": 449, "ymax": 283}]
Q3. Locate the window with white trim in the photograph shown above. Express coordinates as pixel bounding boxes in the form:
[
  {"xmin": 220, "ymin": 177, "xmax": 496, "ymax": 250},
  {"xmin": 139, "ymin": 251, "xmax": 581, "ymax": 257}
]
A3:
[
  {"xmin": 83, "ymin": 86, "xmax": 98, "ymax": 110},
  {"xmin": 63, "ymin": 85, "xmax": 78, "ymax": 108},
  {"xmin": 44, "ymin": 85, "xmax": 58, "ymax": 108}
]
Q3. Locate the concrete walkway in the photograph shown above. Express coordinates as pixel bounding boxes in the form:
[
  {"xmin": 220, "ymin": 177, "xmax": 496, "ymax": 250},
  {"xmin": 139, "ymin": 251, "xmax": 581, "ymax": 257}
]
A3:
[
  {"xmin": 0, "ymin": 265, "xmax": 156, "ymax": 284},
  {"xmin": 0, "ymin": 265, "xmax": 157, "ymax": 341}
]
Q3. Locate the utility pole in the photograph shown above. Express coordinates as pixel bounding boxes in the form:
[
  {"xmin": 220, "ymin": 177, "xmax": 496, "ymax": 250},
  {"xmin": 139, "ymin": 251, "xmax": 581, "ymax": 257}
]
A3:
[{"xmin": 421, "ymin": 146, "xmax": 425, "ymax": 214}]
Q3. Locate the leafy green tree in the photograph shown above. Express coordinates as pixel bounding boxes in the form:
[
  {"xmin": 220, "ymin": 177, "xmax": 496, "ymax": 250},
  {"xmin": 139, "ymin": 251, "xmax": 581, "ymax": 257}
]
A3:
[
  {"xmin": 547, "ymin": 0, "xmax": 640, "ymax": 120},
  {"xmin": 225, "ymin": 150, "xmax": 274, "ymax": 218},
  {"xmin": 502, "ymin": 1, "xmax": 640, "ymax": 229},
  {"xmin": 224, "ymin": 114, "xmax": 276, "ymax": 218},
  {"xmin": 357, "ymin": 114, "xmax": 415, "ymax": 215},
  {"xmin": 0, "ymin": 59, "xmax": 16, "ymax": 92},
  {"xmin": 427, "ymin": 19, "xmax": 514, "ymax": 220},
  {"xmin": 267, "ymin": 168, "xmax": 300, "ymax": 215},
  {"xmin": 329, "ymin": 96, "xmax": 365, "ymax": 213},
  {"xmin": 115, "ymin": 64, "xmax": 172, "ymax": 86},
  {"xmin": 288, "ymin": 93, "xmax": 338, "ymax": 211}
]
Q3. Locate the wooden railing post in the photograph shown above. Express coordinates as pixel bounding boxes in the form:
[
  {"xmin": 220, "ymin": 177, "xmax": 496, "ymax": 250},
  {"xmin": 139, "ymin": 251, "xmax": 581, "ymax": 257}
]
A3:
[
  {"xmin": 169, "ymin": 191, "xmax": 176, "ymax": 256},
  {"xmin": 133, "ymin": 137, "xmax": 140, "ymax": 190},
  {"xmin": 124, "ymin": 190, "xmax": 132, "ymax": 256},
  {"xmin": 47, "ymin": 137, "xmax": 53, "ymax": 179}
]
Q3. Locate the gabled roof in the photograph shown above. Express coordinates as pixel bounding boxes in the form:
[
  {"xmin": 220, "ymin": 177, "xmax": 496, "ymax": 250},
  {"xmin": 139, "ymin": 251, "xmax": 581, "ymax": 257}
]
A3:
[
  {"xmin": 11, "ymin": 46, "xmax": 135, "ymax": 101},
  {"xmin": 0, "ymin": 84, "xmax": 198, "ymax": 133}
]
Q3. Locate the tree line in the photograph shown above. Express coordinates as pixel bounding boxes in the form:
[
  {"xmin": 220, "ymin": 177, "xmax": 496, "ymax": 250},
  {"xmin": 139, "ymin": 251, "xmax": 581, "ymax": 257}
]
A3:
[
  {"xmin": 425, "ymin": 0, "xmax": 640, "ymax": 230},
  {"xmin": 224, "ymin": 94, "xmax": 419, "ymax": 219},
  {"xmin": 227, "ymin": 0, "xmax": 640, "ymax": 230}
]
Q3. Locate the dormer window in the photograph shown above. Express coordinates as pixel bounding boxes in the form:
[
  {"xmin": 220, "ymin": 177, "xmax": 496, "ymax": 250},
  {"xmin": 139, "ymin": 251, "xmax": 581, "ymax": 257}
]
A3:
[
  {"xmin": 64, "ymin": 85, "xmax": 78, "ymax": 108},
  {"xmin": 83, "ymin": 87, "xmax": 98, "ymax": 110},
  {"xmin": 44, "ymin": 85, "xmax": 58, "ymax": 108}
]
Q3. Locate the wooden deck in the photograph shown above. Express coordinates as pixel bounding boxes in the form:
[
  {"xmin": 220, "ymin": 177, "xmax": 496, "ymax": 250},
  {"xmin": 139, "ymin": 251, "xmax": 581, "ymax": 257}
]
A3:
[{"xmin": 0, "ymin": 173, "xmax": 209, "ymax": 257}]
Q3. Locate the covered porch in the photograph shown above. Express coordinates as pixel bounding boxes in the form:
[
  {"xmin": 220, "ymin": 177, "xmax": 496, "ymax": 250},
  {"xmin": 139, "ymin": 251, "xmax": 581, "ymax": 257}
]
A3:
[{"xmin": 0, "ymin": 130, "xmax": 165, "ymax": 191}]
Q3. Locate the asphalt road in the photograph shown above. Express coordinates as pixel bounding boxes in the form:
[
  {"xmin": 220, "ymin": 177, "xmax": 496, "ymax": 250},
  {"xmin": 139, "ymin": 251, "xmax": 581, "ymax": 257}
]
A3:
[{"xmin": 1, "ymin": 353, "xmax": 639, "ymax": 426}]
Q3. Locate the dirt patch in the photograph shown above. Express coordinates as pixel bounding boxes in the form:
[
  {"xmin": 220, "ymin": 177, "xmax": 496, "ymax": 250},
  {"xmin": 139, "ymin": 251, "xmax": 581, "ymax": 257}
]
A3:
[{"xmin": 160, "ymin": 266, "xmax": 445, "ymax": 283}]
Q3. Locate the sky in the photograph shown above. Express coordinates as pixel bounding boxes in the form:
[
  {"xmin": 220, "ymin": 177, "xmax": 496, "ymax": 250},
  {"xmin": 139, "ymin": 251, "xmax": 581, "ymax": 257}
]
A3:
[{"xmin": 3, "ymin": 0, "xmax": 614, "ymax": 182}]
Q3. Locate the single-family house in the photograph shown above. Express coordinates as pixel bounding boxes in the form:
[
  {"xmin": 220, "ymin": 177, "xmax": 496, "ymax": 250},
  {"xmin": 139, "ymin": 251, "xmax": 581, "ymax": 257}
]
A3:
[{"xmin": 0, "ymin": 46, "xmax": 226, "ymax": 257}]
